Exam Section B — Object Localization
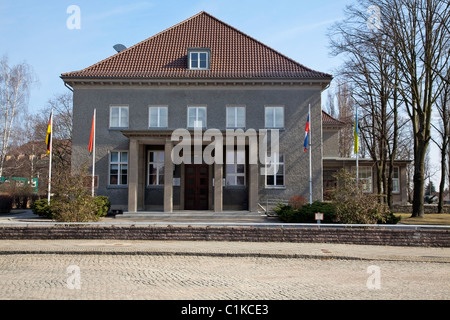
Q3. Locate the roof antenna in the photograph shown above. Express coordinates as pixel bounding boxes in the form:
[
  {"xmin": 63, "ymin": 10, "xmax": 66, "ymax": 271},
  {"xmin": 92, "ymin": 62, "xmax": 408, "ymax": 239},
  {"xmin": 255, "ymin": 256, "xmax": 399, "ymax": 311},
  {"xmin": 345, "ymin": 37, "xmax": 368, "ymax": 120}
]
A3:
[{"xmin": 113, "ymin": 44, "xmax": 127, "ymax": 53}]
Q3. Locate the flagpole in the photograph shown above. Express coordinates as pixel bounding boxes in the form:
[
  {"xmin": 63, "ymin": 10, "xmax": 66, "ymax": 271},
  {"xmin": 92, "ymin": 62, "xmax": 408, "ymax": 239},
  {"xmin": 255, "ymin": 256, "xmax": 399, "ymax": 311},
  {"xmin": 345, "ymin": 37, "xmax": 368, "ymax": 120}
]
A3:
[
  {"xmin": 47, "ymin": 109, "xmax": 53, "ymax": 205},
  {"xmin": 309, "ymin": 104, "xmax": 312, "ymax": 204},
  {"xmin": 355, "ymin": 105, "xmax": 359, "ymax": 190},
  {"xmin": 91, "ymin": 109, "xmax": 96, "ymax": 197}
]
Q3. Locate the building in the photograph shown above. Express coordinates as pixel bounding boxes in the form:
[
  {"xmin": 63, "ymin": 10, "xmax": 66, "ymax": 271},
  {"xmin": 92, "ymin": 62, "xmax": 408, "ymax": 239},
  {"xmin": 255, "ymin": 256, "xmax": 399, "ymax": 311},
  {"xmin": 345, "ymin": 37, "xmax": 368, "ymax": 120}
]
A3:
[
  {"xmin": 321, "ymin": 111, "xmax": 410, "ymax": 204},
  {"xmin": 61, "ymin": 11, "xmax": 408, "ymax": 213}
]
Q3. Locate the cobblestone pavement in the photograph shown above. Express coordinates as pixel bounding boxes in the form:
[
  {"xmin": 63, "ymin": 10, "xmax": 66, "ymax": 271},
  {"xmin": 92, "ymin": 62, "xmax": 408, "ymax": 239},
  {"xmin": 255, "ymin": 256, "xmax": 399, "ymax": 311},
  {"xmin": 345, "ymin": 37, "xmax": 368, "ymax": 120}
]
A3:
[{"xmin": 0, "ymin": 240, "xmax": 449, "ymax": 300}]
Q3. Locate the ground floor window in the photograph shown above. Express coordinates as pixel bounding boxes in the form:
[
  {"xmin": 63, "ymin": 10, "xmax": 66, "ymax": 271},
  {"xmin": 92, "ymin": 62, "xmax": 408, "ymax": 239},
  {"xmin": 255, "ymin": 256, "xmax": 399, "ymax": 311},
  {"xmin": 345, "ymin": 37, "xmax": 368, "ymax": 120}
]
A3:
[
  {"xmin": 109, "ymin": 151, "xmax": 128, "ymax": 185},
  {"xmin": 357, "ymin": 166, "xmax": 373, "ymax": 193},
  {"xmin": 386, "ymin": 166, "xmax": 400, "ymax": 193},
  {"xmin": 226, "ymin": 150, "xmax": 246, "ymax": 186},
  {"xmin": 148, "ymin": 151, "xmax": 165, "ymax": 185},
  {"xmin": 265, "ymin": 153, "xmax": 284, "ymax": 187}
]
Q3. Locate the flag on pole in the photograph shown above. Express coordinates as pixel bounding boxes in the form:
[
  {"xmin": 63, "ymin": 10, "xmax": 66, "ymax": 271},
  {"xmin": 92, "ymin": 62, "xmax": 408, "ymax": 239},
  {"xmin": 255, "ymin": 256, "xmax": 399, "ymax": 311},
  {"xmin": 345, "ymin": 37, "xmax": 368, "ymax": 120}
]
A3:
[
  {"xmin": 304, "ymin": 113, "xmax": 310, "ymax": 152},
  {"xmin": 88, "ymin": 112, "xmax": 95, "ymax": 155},
  {"xmin": 354, "ymin": 108, "xmax": 359, "ymax": 154},
  {"xmin": 89, "ymin": 109, "xmax": 96, "ymax": 197},
  {"xmin": 45, "ymin": 112, "xmax": 52, "ymax": 154},
  {"xmin": 46, "ymin": 110, "xmax": 53, "ymax": 205}
]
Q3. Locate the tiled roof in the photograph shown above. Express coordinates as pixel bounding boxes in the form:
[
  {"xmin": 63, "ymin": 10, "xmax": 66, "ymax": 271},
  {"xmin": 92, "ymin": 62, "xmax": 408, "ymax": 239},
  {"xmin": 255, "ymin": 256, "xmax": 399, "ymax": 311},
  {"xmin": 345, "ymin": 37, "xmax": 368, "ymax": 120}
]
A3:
[
  {"xmin": 61, "ymin": 11, "xmax": 332, "ymax": 81},
  {"xmin": 322, "ymin": 110, "xmax": 346, "ymax": 127}
]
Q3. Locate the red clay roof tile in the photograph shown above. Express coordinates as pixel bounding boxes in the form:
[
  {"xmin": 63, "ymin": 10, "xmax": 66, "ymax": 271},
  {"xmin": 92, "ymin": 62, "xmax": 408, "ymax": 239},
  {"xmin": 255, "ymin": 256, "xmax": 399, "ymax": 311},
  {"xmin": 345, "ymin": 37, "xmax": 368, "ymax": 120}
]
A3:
[
  {"xmin": 322, "ymin": 110, "xmax": 346, "ymax": 126},
  {"xmin": 61, "ymin": 11, "xmax": 332, "ymax": 81}
]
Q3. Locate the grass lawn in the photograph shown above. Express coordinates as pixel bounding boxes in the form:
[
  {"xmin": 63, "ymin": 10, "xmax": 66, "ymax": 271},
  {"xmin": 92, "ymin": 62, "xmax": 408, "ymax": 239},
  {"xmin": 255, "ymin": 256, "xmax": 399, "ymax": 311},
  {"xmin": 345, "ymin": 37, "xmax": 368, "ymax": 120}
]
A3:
[{"xmin": 395, "ymin": 213, "xmax": 450, "ymax": 225}]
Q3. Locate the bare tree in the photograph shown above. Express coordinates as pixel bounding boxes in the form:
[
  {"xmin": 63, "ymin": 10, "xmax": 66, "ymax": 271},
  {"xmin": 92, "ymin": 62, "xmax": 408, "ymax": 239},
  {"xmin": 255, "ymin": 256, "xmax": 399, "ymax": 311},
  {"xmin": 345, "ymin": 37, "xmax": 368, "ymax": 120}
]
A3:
[
  {"xmin": 336, "ymin": 81, "xmax": 355, "ymax": 158},
  {"xmin": 431, "ymin": 69, "xmax": 449, "ymax": 212},
  {"xmin": 328, "ymin": 1, "xmax": 405, "ymax": 207},
  {"xmin": 0, "ymin": 55, "xmax": 35, "ymax": 177},
  {"xmin": 33, "ymin": 93, "xmax": 73, "ymax": 172},
  {"xmin": 326, "ymin": 88, "xmax": 337, "ymax": 118},
  {"xmin": 379, "ymin": 0, "xmax": 450, "ymax": 217},
  {"xmin": 330, "ymin": 0, "xmax": 450, "ymax": 216}
]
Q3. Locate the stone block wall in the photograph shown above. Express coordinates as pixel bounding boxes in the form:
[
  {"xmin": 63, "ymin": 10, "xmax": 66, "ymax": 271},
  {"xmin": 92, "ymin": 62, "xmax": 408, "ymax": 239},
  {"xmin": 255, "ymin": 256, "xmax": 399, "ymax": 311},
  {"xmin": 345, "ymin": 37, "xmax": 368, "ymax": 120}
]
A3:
[{"xmin": 0, "ymin": 225, "xmax": 448, "ymax": 247}]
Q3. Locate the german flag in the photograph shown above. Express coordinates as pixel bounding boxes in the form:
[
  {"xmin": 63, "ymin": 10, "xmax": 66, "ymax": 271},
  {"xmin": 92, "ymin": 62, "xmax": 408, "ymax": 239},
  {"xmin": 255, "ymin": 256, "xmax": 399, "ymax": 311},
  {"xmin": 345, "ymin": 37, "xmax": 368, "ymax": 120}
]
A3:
[{"xmin": 45, "ymin": 111, "xmax": 52, "ymax": 154}]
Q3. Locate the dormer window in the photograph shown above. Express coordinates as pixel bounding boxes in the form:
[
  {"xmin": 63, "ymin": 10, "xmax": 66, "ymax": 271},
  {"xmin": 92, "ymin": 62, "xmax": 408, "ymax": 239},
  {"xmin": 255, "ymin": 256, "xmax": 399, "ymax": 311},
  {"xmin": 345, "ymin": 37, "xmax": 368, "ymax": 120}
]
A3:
[{"xmin": 188, "ymin": 48, "xmax": 210, "ymax": 70}]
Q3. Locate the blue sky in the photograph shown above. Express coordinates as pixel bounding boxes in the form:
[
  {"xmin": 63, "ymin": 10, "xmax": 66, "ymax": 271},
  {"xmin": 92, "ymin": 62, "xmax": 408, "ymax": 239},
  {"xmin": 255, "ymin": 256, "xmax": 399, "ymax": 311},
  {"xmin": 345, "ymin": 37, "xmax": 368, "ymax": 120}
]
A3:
[
  {"xmin": 0, "ymin": 0, "xmax": 350, "ymax": 113},
  {"xmin": 1, "ymin": 0, "xmax": 445, "ymax": 187}
]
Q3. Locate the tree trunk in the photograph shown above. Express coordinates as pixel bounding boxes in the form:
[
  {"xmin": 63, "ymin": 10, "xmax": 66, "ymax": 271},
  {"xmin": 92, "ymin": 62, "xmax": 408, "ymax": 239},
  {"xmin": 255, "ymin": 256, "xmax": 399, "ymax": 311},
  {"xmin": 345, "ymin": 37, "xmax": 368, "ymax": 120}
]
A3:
[
  {"xmin": 437, "ymin": 151, "xmax": 446, "ymax": 213},
  {"xmin": 412, "ymin": 141, "xmax": 426, "ymax": 217}
]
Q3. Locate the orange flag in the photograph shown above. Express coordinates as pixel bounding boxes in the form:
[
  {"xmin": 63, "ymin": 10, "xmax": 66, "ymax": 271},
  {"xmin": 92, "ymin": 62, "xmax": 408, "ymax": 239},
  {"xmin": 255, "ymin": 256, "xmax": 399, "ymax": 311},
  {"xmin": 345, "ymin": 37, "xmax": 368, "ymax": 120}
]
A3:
[{"xmin": 88, "ymin": 112, "xmax": 95, "ymax": 154}]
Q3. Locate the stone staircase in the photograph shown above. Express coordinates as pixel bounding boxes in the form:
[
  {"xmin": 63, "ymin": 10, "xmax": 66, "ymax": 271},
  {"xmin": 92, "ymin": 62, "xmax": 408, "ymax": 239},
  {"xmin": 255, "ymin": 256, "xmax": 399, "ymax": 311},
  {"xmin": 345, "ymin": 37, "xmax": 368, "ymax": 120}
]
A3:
[{"xmin": 114, "ymin": 211, "xmax": 279, "ymax": 224}]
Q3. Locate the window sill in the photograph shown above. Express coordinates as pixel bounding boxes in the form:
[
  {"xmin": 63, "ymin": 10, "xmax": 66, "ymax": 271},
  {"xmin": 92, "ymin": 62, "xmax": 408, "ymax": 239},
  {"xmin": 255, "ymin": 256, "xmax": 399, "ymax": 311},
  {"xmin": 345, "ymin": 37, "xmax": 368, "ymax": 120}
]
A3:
[
  {"xmin": 109, "ymin": 127, "xmax": 129, "ymax": 131},
  {"xmin": 265, "ymin": 186, "xmax": 286, "ymax": 190},
  {"xmin": 107, "ymin": 185, "xmax": 128, "ymax": 189},
  {"xmin": 224, "ymin": 185, "xmax": 247, "ymax": 189},
  {"xmin": 226, "ymin": 127, "xmax": 246, "ymax": 130}
]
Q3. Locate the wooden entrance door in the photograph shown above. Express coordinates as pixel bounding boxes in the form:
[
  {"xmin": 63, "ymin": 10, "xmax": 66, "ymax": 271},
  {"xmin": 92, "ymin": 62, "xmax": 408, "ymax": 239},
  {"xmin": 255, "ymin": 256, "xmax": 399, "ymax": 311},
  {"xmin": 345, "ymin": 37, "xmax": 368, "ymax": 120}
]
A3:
[{"xmin": 185, "ymin": 164, "xmax": 209, "ymax": 210}]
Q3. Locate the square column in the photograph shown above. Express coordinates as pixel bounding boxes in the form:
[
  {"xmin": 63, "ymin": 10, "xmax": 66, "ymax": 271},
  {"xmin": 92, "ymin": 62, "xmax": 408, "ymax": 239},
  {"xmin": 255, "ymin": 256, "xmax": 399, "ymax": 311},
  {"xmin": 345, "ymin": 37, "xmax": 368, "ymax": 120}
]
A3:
[
  {"xmin": 248, "ymin": 136, "xmax": 259, "ymax": 212},
  {"xmin": 248, "ymin": 163, "xmax": 259, "ymax": 212},
  {"xmin": 214, "ymin": 163, "xmax": 223, "ymax": 212},
  {"xmin": 164, "ymin": 139, "xmax": 173, "ymax": 212},
  {"xmin": 128, "ymin": 139, "xmax": 139, "ymax": 213}
]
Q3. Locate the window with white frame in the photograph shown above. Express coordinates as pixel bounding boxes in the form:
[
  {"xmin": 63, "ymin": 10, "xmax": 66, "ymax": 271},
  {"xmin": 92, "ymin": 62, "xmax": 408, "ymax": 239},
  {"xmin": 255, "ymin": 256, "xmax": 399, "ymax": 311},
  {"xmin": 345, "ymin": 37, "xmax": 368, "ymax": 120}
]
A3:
[
  {"xmin": 226, "ymin": 150, "xmax": 246, "ymax": 186},
  {"xmin": 188, "ymin": 50, "xmax": 210, "ymax": 70},
  {"xmin": 358, "ymin": 166, "xmax": 373, "ymax": 193},
  {"xmin": 148, "ymin": 151, "xmax": 165, "ymax": 185},
  {"xmin": 109, "ymin": 151, "xmax": 128, "ymax": 185},
  {"xmin": 110, "ymin": 106, "xmax": 129, "ymax": 128},
  {"xmin": 226, "ymin": 106, "xmax": 246, "ymax": 128},
  {"xmin": 385, "ymin": 166, "xmax": 400, "ymax": 193},
  {"xmin": 149, "ymin": 106, "xmax": 168, "ymax": 128},
  {"xmin": 265, "ymin": 106, "xmax": 284, "ymax": 128},
  {"xmin": 265, "ymin": 153, "xmax": 284, "ymax": 187},
  {"xmin": 188, "ymin": 106, "xmax": 207, "ymax": 128}
]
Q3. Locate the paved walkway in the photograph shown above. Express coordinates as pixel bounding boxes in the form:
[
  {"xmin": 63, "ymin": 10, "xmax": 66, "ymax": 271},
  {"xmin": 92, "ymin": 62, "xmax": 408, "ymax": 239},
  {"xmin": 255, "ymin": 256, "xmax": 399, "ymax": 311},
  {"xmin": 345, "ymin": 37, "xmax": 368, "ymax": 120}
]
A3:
[
  {"xmin": 1, "ymin": 210, "xmax": 450, "ymax": 262},
  {"xmin": 1, "ymin": 211, "xmax": 449, "ymax": 301},
  {"xmin": 1, "ymin": 240, "xmax": 449, "ymax": 301},
  {"xmin": 0, "ymin": 239, "xmax": 449, "ymax": 262}
]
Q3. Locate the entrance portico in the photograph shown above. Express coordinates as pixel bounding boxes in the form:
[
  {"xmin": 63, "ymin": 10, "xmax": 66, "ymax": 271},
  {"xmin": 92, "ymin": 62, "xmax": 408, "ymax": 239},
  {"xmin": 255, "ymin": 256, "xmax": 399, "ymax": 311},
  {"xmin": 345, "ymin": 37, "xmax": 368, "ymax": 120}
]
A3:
[{"xmin": 123, "ymin": 130, "xmax": 258, "ymax": 213}]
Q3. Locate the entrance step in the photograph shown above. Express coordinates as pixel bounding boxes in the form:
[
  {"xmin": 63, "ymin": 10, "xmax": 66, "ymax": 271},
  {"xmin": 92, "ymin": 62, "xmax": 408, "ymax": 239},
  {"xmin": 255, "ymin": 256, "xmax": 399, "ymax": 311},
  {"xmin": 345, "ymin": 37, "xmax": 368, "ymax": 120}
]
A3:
[{"xmin": 115, "ymin": 211, "xmax": 278, "ymax": 223}]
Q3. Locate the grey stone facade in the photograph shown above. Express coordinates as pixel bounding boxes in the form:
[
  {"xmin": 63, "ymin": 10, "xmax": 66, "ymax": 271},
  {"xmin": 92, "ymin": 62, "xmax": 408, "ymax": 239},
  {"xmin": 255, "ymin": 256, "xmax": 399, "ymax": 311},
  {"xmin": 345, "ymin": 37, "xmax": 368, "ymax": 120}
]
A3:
[{"xmin": 70, "ymin": 84, "xmax": 325, "ymax": 212}]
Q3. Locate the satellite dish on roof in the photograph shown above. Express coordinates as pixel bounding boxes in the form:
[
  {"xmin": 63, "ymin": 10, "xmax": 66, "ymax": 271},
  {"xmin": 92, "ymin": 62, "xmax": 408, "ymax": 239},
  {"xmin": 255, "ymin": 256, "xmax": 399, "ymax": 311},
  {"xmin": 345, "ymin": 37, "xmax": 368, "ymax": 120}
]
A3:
[{"xmin": 113, "ymin": 44, "xmax": 127, "ymax": 53}]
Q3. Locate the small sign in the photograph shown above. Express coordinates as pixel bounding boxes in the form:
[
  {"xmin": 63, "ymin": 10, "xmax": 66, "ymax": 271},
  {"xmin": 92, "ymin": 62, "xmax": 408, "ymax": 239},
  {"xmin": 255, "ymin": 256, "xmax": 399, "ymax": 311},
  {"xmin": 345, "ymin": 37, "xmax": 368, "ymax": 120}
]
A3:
[{"xmin": 315, "ymin": 213, "xmax": 324, "ymax": 221}]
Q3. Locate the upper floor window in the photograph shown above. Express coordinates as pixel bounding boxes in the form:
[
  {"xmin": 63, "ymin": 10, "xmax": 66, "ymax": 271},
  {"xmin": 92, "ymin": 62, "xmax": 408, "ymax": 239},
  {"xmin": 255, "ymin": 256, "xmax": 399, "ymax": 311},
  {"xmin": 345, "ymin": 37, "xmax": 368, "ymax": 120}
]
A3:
[
  {"xmin": 110, "ymin": 106, "xmax": 129, "ymax": 128},
  {"xmin": 188, "ymin": 48, "xmax": 210, "ymax": 70},
  {"xmin": 149, "ymin": 106, "xmax": 168, "ymax": 128},
  {"xmin": 265, "ymin": 106, "xmax": 284, "ymax": 128},
  {"xmin": 226, "ymin": 106, "xmax": 246, "ymax": 128},
  {"xmin": 188, "ymin": 106, "xmax": 207, "ymax": 128}
]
